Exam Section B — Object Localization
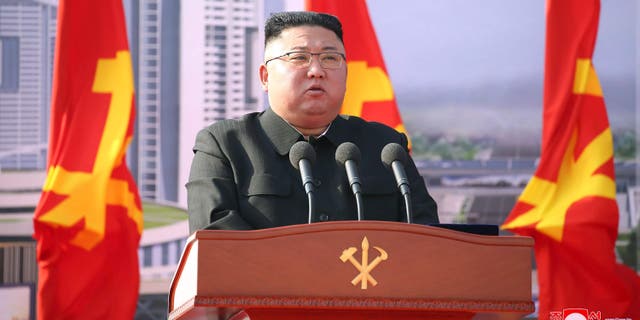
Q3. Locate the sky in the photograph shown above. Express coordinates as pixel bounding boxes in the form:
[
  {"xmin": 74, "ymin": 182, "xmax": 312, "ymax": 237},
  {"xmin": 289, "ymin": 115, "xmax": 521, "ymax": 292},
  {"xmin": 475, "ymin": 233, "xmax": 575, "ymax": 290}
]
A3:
[
  {"xmin": 280, "ymin": 1, "xmax": 638, "ymax": 141},
  {"xmin": 367, "ymin": 0, "xmax": 636, "ymax": 90},
  {"xmin": 369, "ymin": 1, "xmax": 636, "ymax": 142}
]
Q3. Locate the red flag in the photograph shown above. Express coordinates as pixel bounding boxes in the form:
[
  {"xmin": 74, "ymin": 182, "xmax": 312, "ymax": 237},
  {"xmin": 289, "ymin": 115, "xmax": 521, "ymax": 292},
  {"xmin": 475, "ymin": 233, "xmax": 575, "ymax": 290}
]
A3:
[
  {"xmin": 502, "ymin": 0, "xmax": 640, "ymax": 318},
  {"xmin": 33, "ymin": 0, "xmax": 143, "ymax": 318},
  {"xmin": 305, "ymin": 0, "xmax": 410, "ymax": 142}
]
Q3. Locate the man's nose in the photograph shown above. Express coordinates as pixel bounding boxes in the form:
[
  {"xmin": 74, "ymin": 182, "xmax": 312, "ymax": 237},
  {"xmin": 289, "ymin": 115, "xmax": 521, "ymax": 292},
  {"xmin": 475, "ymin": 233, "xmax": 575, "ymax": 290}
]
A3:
[{"xmin": 306, "ymin": 58, "xmax": 325, "ymax": 78}]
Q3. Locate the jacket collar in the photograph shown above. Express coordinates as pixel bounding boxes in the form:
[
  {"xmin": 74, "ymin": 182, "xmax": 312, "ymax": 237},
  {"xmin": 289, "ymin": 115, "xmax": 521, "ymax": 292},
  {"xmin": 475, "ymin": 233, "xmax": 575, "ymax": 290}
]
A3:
[
  {"xmin": 322, "ymin": 114, "xmax": 351, "ymax": 147},
  {"xmin": 259, "ymin": 108, "xmax": 352, "ymax": 155}
]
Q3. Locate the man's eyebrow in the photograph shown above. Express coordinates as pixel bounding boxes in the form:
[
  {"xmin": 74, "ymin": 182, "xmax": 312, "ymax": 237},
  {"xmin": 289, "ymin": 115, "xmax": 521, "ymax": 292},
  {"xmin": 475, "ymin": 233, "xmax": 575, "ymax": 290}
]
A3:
[{"xmin": 289, "ymin": 45, "xmax": 340, "ymax": 51}]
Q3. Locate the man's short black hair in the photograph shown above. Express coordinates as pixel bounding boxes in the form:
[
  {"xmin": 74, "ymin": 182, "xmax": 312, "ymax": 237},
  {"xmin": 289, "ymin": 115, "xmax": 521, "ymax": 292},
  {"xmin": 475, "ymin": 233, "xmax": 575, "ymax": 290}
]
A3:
[{"xmin": 264, "ymin": 11, "xmax": 343, "ymax": 47}]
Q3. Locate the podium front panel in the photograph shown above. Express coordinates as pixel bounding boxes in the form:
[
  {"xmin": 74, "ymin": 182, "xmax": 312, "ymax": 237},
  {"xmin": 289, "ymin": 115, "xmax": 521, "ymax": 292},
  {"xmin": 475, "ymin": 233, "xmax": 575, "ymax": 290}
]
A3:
[{"xmin": 169, "ymin": 221, "xmax": 534, "ymax": 320}]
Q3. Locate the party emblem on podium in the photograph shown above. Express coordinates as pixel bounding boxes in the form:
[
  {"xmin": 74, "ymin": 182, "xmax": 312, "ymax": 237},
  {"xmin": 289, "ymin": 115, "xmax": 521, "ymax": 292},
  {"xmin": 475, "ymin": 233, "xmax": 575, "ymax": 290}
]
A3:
[{"xmin": 339, "ymin": 236, "xmax": 388, "ymax": 290}]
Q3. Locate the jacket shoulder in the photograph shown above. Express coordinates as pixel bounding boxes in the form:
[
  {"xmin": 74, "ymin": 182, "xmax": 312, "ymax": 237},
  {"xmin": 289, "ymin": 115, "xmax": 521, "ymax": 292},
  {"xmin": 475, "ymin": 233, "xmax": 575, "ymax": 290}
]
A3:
[
  {"xmin": 201, "ymin": 112, "xmax": 260, "ymax": 135},
  {"xmin": 194, "ymin": 112, "xmax": 261, "ymax": 153}
]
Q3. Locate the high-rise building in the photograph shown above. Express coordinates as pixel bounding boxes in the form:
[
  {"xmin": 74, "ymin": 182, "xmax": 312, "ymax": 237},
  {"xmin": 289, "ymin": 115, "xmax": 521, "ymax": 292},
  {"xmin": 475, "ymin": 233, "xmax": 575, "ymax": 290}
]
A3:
[
  {"xmin": 0, "ymin": 0, "xmax": 56, "ymax": 171},
  {"xmin": 125, "ymin": 0, "xmax": 181, "ymax": 202},
  {"xmin": 178, "ymin": 0, "xmax": 264, "ymax": 206}
]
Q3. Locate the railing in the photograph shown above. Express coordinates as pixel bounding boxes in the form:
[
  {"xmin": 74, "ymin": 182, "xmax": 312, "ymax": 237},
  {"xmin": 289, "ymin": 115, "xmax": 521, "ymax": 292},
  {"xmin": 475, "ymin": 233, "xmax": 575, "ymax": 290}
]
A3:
[{"xmin": 0, "ymin": 241, "xmax": 37, "ymax": 284}]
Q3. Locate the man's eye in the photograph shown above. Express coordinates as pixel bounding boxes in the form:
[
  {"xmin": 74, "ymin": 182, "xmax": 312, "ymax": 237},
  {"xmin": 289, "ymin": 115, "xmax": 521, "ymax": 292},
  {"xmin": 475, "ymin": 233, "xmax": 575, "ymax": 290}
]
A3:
[
  {"xmin": 289, "ymin": 54, "xmax": 309, "ymax": 61},
  {"xmin": 322, "ymin": 54, "xmax": 339, "ymax": 62}
]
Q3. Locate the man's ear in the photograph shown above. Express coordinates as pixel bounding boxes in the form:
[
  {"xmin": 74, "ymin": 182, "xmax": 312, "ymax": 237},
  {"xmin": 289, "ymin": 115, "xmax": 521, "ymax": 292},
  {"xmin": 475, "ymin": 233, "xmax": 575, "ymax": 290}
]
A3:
[{"xmin": 259, "ymin": 64, "xmax": 269, "ymax": 92}]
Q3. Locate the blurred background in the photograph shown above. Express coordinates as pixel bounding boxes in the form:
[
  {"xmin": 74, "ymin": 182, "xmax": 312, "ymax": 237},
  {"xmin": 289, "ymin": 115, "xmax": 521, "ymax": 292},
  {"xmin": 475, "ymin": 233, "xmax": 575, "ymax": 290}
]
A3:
[{"xmin": 0, "ymin": 0, "xmax": 637, "ymax": 318}]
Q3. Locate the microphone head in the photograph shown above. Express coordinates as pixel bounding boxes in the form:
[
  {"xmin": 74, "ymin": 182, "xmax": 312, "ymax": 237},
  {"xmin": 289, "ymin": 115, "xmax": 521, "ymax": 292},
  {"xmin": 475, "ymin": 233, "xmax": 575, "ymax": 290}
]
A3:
[
  {"xmin": 381, "ymin": 143, "xmax": 408, "ymax": 169},
  {"xmin": 335, "ymin": 142, "xmax": 361, "ymax": 166},
  {"xmin": 289, "ymin": 141, "xmax": 316, "ymax": 170}
]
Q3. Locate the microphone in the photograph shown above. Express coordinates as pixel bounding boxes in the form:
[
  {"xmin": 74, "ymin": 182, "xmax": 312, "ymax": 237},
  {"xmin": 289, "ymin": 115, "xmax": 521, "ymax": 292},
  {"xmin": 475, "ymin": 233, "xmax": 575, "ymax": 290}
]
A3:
[
  {"xmin": 335, "ymin": 142, "xmax": 364, "ymax": 221},
  {"xmin": 289, "ymin": 141, "xmax": 317, "ymax": 224},
  {"xmin": 381, "ymin": 143, "xmax": 412, "ymax": 223}
]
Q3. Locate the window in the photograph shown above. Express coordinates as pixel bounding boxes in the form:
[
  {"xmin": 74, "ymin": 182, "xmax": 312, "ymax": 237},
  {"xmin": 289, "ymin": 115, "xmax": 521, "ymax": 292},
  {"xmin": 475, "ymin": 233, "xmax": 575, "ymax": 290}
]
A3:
[
  {"xmin": 161, "ymin": 243, "xmax": 170, "ymax": 265},
  {"xmin": 143, "ymin": 173, "xmax": 156, "ymax": 179},
  {"xmin": 145, "ymin": 116, "xmax": 158, "ymax": 123},
  {"xmin": 142, "ymin": 246, "xmax": 153, "ymax": 267},
  {"xmin": 0, "ymin": 39, "xmax": 3, "ymax": 86},
  {"xmin": 0, "ymin": 37, "xmax": 19, "ymax": 92},
  {"xmin": 175, "ymin": 240, "xmax": 184, "ymax": 263}
]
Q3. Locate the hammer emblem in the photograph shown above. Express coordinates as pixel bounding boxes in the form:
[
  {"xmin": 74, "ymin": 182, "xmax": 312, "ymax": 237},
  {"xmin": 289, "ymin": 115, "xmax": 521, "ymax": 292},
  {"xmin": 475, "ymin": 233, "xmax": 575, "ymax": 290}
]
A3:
[{"xmin": 339, "ymin": 237, "xmax": 388, "ymax": 289}]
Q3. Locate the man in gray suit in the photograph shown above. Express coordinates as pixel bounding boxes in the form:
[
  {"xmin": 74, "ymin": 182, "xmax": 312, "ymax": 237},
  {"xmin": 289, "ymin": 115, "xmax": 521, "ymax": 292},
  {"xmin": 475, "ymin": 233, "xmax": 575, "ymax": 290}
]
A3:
[{"xmin": 187, "ymin": 11, "xmax": 438, "ymax": 233}]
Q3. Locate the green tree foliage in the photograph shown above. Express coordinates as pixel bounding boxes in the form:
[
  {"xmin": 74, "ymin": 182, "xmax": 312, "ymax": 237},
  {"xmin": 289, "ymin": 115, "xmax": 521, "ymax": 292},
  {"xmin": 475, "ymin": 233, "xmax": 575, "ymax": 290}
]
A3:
[
  {"xmin": 411, "ymin": 134, "xmax": 488, "ymax": 160},
  {"xmin": 613, "ymin": 129, "xmax": 636, "ymax": 160}
]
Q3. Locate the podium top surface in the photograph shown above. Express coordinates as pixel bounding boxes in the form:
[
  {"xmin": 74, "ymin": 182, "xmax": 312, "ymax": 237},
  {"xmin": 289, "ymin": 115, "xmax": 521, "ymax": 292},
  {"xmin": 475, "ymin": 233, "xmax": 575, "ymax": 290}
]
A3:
[{"xmin": 190, "ymin": 220, "xmax": 531, "ymax": 246}]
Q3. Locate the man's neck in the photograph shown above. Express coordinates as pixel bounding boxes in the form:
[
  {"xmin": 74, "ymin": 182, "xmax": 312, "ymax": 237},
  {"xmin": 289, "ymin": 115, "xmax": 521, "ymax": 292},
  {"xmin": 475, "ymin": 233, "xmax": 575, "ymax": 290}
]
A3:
[
  {"xmin": 268, "ymin": 108, "xmax": 333, "ymax": 138},
  {"xmin": 296, "ymin": 125, "xmax": 329, "ymax": 138}
]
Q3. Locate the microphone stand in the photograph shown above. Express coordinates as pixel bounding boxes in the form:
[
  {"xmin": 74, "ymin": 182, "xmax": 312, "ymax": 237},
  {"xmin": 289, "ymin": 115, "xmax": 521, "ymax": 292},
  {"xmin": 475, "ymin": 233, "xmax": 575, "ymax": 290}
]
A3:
[
  {"xmin": 402, "ymin": 193, "xmax": 412, "ymax": 224},
  {"xmin": 289, "ymin": 141, "xmax": 317, "ymax": 224},
  {"xmin": 391, "ymin": 159, "xmax": 412, "ymax": 224},
  {"xmin": 307, "ymin": 192, "xmax": 316, "ymax": 224},
  {"xmin": 355, "ymin": 192, "xmax": 363, "ymax": 221},
  {"xmin": 299, "ymin": 159, "xmax": 316, "ymax": 224}
]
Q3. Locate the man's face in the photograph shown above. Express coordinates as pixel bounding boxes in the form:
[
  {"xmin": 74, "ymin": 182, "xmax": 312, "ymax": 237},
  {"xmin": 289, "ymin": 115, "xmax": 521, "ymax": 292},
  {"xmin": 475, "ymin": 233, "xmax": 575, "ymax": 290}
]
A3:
[{"xmin": 260, "ymin": 26, "xmax": 347, "ymax": 132}]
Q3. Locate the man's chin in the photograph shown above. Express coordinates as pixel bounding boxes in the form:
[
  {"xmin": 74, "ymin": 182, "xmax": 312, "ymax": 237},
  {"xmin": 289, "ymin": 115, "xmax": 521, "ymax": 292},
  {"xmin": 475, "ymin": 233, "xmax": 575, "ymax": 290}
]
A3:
[
  {"xmin": 292, "ymin": 113, "xmax": 336, "ymax": 129},
  {"xmin": 302, "ymin": 104, "xmax": 340, "ymax": 116}
]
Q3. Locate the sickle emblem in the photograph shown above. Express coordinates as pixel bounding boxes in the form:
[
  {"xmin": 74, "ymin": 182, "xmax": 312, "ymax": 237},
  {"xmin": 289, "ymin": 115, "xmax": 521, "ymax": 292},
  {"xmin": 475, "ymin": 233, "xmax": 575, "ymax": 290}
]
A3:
[{"xmin": 339, "ymin": 237, "xmax": 388, "ymax": 289}]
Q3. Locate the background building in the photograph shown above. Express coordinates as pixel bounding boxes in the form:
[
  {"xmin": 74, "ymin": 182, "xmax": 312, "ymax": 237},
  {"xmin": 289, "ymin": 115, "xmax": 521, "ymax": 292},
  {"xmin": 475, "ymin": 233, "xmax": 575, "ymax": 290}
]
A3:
[
  {"xmin": 124, "ymin": 0, "xmax": 181, "ymax": 202},
  {"xmin": 178, "ymin": 0, "xmax": 265, "ymax": 207},
  {"xmin": 0, "ymin": 0, "xmax": 56, "ymax": 171},
  {"xmin": 123, "ymin": 0, "xmax": 265, "ymax": 206}
]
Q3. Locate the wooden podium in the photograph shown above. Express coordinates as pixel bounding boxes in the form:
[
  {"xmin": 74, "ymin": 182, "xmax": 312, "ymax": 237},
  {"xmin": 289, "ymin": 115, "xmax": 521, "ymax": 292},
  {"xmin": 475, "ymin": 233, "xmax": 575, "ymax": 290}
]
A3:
[{"xmin": 168, "ymin": 221, "xmax": 534, "ymax": 320}]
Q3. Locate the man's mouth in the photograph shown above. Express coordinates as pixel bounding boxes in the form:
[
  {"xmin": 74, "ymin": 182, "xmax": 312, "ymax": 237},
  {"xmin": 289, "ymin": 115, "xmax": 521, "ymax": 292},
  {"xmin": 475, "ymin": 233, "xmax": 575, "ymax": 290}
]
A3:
[{"xmin": 306, "ymin": 85, "xmax": 325, "ymax": 93}]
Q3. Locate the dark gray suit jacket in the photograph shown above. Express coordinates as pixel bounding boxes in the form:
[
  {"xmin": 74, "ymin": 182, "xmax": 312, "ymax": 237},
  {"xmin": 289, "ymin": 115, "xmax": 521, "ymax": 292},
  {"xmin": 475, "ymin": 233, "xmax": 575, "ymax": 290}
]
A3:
[{"xmin": 187, "ymin": 108, "xmax": 438, "ymax": 233}]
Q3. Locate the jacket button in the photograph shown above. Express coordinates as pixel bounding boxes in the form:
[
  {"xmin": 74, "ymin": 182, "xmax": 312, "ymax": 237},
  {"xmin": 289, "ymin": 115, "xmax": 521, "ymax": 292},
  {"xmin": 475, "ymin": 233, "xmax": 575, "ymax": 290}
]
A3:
[{"xmin": 319, "ymin": 214, "xmax": 329, "ymax": 222}]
